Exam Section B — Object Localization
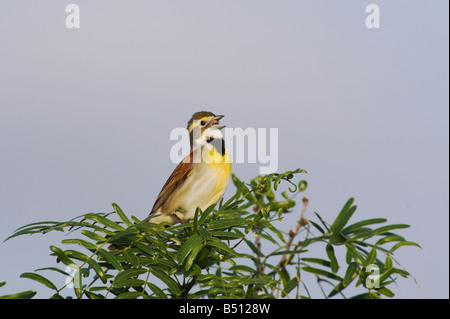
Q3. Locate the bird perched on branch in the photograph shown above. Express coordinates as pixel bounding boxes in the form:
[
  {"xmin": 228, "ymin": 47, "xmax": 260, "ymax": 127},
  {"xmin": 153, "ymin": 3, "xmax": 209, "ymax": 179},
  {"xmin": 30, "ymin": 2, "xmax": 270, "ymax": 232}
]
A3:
[{"xmin": 147, "ymin": 111, "xmax": 232, "ymax": 224}]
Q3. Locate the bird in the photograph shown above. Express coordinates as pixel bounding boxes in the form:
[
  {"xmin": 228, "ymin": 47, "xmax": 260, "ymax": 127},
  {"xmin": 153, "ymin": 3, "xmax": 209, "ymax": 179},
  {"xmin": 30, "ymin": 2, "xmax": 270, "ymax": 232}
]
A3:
[{"xmin": 146, "ymin": 111, "xmax": 232, "ymax": 225}]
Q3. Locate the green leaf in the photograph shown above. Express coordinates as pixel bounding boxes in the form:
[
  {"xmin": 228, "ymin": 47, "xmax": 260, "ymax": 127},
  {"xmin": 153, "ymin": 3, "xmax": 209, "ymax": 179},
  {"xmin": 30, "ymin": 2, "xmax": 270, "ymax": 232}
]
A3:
[
  {"xmin": 301, "ymin": 266, "xmax": 342, "ymax": 281},
  {"xmin": 301, "ymin": 258, "xmax": 331, "ymax": 268},
  {"xmin": 330, "ymin": 198, "xmax": 357, "ymax": 235},
  {"xmin": 49, "ymin": 246, "xmax": 77, "ymax": 267},
  {"xmin": 375, "ymin": 235, "xmax": 405, "ymax": 246},
  {"xmin": 206, "ymin": 237, "xmax": 239, "ymax": 257},
  {"xmin": 35, "ymin": 267, "xmax": 70, "ymax": 276},
  {"xmin": 384, "ymin": 256, "xmax": 393, "ymax": 269},
  {"xmin": 198, "ymin": 203, "xmax": 217, "ymax": 226},
  {"xmin": 326, "ymin": 244, "xmax": 339, "ymax": 274},
  {"xmin": 112, "ymin": 203, "xmax": 133, "ymax": 227},
  {"xmin": 243, "ymin": 239, "xmax": 264, "ymax": 257},
  {"xmin": 61, "ymin": 238, "xmax": 98, "ymax": 250},
  {"xmin": 268, "ymin": 249, "xmax": 306, "ymax": 257},
  {"xmin": 147, "ymin": 283, "xmax": 168, "ymax": 299},
  {"xmin": 0, "ymin": 290, "xmax": 37, "ymax": 299},
  {"xmin": 124, "ymin": 250, "xmax": 140, "ymax": 267},
  {"xmin": 84, "ymin": 213, "xmax": 125, "ymax": 231},
  {"xmin": 229, "ymin": 265, "xmax": 258, "ymax": 273},
  {"xmin": 114, "ymin": 268, "xmax": 147, "ymax": 288},
  {"xmin": 368, "ymin": 291, "xmax": 382, "ymax": 299},
  {"xmin": 98, "ymin": 249, "xmax": 123, "ymax": 271},
  {"xmin": 366, "ymin": 247, "xmax": 377, "ymax": 265},
  {"xmin": 376, "ymin": 286, "xmax": 395, "ymax": 298},
  {"xmin": 151, "ymin": 268, "xmax": 181, "ymax": 296},
  {"xmin": 343, "ymin": 218, "xmax": 387, "ymax": 234},
  {"xmin": 177, "ymin": 234, "xmax": 203, "ymax": 264},
  {"xmin": 210, "ymin": 230, "xmax": 244, "ymax": 239},
  {"xmin": 114, "ymin": 291, "xmax": 142, "ymax": 299},
  {"xmin": 369, "ymin": 224, "xmax": 410, "ymax": 237},
  {"xmin": 20, "ymin": 272, "xmax": 58, "ymax": 291},
  {"xmin": 388, "ymin": 241, "xmax": 421, "ymax": 254},
  {"xmin": 87, "ymin": 259, "xmax": 107, "ymax": 284},
  {"xmin": 74, "ymin": 267, "xmax": 83, "ymax": 298},
  {"xmin": 81, "ymin": 230, "xmax": 107, "ymax": 242},
  {"xmin": 345, "ymin": 243, "xmax": 365, "ymax": 266},
  {"xmin": 343, "ymin": 262, "xmax": 358, "ymax": 287},
  {"xmin": 209, "ymin": 219, "xmax": 245, "ymax": 230},
  {"xmin": 283, "ymin": 277, "xmax": 299, "ymax": 295},
  {"xmin": 309, "ymin": 221, "xmax": 325, "ymax": 234},
  {"xmin": 313, "ymin": 212, "xmax": 330, "ymax": 232}
]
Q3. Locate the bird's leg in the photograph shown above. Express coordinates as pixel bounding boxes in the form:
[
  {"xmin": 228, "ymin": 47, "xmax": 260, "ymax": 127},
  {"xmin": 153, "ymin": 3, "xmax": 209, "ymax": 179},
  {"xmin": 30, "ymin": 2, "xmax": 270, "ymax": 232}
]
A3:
[{"xmin": 171, "ymin": 211, "xmax": 184, "ymax": 224}]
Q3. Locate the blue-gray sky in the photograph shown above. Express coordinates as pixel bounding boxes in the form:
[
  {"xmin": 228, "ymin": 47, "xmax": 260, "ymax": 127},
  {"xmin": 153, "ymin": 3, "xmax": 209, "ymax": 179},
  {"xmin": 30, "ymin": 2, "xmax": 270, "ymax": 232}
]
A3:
[{"xmin": 0, "ymin": 1, "xmax": 448, "ymax": 298}]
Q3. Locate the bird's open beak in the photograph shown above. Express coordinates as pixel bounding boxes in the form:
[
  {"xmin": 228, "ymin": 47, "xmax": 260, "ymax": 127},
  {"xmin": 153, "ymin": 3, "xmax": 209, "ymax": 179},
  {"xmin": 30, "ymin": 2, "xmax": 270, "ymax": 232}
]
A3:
[{"xmin": 208, "ymin": 115, "xmax": 225, "ymax": 127}]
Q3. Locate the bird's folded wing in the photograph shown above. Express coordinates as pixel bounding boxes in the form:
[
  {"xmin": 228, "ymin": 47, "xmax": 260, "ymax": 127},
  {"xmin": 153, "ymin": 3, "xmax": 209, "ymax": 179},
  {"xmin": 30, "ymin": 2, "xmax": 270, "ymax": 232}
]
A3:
[{"xmin": 149, "ymin": 152, "xmax": 194, "ymax": 216}]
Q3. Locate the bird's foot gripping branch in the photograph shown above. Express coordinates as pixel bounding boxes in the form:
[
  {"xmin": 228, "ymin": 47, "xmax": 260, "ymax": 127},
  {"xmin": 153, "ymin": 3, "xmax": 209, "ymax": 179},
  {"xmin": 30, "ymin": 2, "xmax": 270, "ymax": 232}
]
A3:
[{"xmin": 2, "ymin": 169, "xmax": 420, "ymax": 299}]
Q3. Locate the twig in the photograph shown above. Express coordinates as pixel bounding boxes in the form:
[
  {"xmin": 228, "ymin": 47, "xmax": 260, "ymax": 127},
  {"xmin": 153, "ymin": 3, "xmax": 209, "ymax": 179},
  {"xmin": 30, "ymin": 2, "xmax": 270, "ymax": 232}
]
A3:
[
  {"xmin": 270, "ymin": 197, "xmax": 309, "ymax": 295},
  {"xmin": 278, "ymin": 197, "xmax": 309, "ymax": 268}
]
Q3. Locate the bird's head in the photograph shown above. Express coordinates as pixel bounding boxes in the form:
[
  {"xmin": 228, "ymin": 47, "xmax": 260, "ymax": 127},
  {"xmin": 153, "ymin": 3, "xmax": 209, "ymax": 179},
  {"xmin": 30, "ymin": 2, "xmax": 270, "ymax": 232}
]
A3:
[{"xmin": 187, "ymin": 111, "xmax": 225, "ymax": 149}]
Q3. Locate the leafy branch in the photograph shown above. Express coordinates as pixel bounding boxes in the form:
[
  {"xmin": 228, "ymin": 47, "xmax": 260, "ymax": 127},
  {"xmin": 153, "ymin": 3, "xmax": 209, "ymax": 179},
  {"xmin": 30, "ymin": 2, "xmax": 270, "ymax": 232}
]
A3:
[{"xmin": 1, "ymin": 168, "xmax": 420, "ymax": 299}]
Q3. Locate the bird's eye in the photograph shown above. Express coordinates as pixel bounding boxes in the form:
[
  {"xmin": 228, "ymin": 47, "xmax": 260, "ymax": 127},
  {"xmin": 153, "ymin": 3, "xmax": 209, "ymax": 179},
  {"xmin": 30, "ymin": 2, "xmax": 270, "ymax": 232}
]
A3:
[
  {"xmin": 207, "ymin": 136, "xmax": 214, "ymax": 143},
  {"xmin": 200, "ymin": 121, "xmax": 206, "ymax": 126}
]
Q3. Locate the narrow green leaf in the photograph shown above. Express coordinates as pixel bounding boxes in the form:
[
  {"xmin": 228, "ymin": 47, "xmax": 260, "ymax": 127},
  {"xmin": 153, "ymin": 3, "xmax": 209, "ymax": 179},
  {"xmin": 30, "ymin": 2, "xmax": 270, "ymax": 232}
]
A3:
[
  {"xmin": 61, "ymin": 238, "xmax": 98, "ymax": 250},
  {"xmin": 81, "ymin": 230, "xmax": 107, "ymax": 242},
  {"xmin": 98, "ymin": 249, "xmax": 123, "ymax": 271},
  {"xmin": 87, "ymin": 259, "xmax": 107, "ymax": 284},
  {"xmin": 114, "ymin": 269, "xmax": 147, "ymax": 288},
  {"xmin": 243, "ymin": 239, "xmax": 264, "ymax": 257},
  {"xmin": 368, "ymin": 291, "xmax": 382, "ymax": 299},
  {"xmin": 49, "ymin": 246, "xmax": 77, "ymax": 267},
  {"xmin": 151, "ymin": 268, "xmax": 181, "ymax": 296},
  {"xmin": 112, "ymin": 203, "xmax": 133, "ymax": 227},
  {"xmin": 198, "ymin": 228, "xmax": 212, "ymax": 239},
  {"xmin": 209, "ymin": 219, "xmax": 245, "ymax": 230},
  {"xmin": 314, "ymin": 212, "xmax": 330, "ymax": 232},
  {"xmin": 343, "ymin": 262, "xmax": 358, "ymax": 287},
  {"xmin": 342, "ymin": 218, "xmax": 387, "ymax": 234},
  {"xmin": 114, "ymin": 291, "xmax": 142, "ymax": 299},
  {"xmin": 229, "ymin": 265, "xmax": 258, "ymax": 273},
  {"xmin": 301, "ymin": 258, "xmax": 331, "ymax": 268},
  {"xmin": 376, "ymin": 286, "xmax": 395, "ymax": 297},
  {"xmin": 388, "ymin": 241, "xmax": 421, "ymax": 254},
  {"xmin": 309, "ymin": 221, "xmax": 325, "ymax": 234},
  {"xmin": 345, "ymin": 243, "xmax": 365, "ymax": 266},
  {"xmin": 147, "ymin": 283, "xmax": 168, "ymax": 299},
  {"xmin": 207, "ymin": 237, "xmax": 239, "ymax": 257},
  {"xmin": 20, "ymin": 272, "xmax": 58, "ymax": 291},
  {"xmin": 184, "ymin": 244, "xmax": 204, "ymax": 271},
  {"xmin": 366, "ymin": 247, "xmax": 377, "ymax": 265},
  {"xmin": 177, "ymin": 233, "xmax": 203, "ymax": 264},
  {"xmin": 375, "ymin": 235, "xmax": 405, "ymax": 246},
  {"xmin": 210, "ymin": 231, "xmax": 244, "ymax": 239},
  {"xmin": 35, "ymin": 267, "xmax": 70, "ymax": 276},
  {"xmin": 330, "ymin": 198, "xmax": 357, "ymax": 235},
  {"xmin": 74, "ymin": 267, "xmax": 83, "ymax": 298},
  {"xmin": 124, "ymin": 250, "xmax": 140, "ymax": 268},
  {"xmin": 384, "ymin": 256, "xmax": 393, "ymax": 269},
  {"xmin": 198, "ymin": 203, "xmax": 216, "ymax": 226},
  {"xmin": 301, "ymin": 266, "xmax": 342, "ymax": 281},
  {"xmin": 0, "ymin": 290, "xmax": 37, "ymax": 299},
  {"xmin": 84, "ymin": 213, "xmax": 125, "ymax": 231},
  {"xmin": 245, "ymin": 284, "xmax": 255, "ymax": 299},
  {"xmin": 326, "ymin": 244, "xmax": 339, "ymax": 274},
  {"xmin": 370, "ymin": 224, "xmax": 410, "ymax": 237}
]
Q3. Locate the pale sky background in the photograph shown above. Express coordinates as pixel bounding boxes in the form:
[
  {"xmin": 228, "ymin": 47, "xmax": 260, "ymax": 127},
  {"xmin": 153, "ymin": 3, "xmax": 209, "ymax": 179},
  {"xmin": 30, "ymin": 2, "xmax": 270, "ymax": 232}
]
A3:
[{"xmin": 0, "ymin": 1, "xmax": 448, "ymax": 299}]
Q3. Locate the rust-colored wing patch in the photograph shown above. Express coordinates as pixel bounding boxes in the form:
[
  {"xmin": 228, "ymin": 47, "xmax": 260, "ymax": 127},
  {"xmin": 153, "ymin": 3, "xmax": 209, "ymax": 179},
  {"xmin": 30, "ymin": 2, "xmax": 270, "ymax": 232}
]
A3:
[{"xmin": 149, "ymin": 152, "xmax": 194, "ymax": 216}]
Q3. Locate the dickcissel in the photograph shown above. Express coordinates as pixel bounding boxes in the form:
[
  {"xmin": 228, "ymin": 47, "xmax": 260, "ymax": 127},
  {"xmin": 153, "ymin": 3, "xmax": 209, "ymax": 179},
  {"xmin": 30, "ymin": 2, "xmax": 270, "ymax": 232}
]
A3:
[{"xmin": 147, "ymin": 111, "xmax": 232, "ymax": 224}]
